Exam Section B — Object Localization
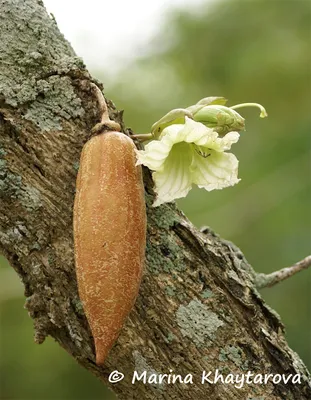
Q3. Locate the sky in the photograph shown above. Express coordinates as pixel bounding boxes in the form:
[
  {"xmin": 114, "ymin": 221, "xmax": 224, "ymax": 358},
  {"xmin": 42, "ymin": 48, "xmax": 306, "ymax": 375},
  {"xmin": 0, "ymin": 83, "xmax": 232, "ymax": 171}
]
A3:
[{"xmin": 43, "ymin": 0, "xmax": 207, "ymax": 74}]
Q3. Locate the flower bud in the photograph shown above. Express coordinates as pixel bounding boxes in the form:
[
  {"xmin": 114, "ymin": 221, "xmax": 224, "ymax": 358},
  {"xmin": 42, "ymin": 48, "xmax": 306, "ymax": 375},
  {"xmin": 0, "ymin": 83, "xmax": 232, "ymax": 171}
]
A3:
[{"xmin": 192, "ymin": 105, "xmax": 245, "ymax": 135}]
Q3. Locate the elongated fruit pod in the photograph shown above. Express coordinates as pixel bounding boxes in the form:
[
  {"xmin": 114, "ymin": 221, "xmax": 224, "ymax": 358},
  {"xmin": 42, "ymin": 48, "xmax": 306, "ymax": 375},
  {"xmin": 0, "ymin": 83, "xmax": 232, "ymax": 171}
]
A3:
[{"xmin": 73, "ymin": 131, "xmax": 146, "ymax": 365}]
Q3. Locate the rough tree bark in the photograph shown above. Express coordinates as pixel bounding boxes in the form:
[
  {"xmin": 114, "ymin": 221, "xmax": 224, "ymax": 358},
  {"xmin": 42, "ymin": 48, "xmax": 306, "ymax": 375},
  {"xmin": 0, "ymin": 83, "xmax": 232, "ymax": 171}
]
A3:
[{"xmin": 0, "ymin": 1, "xmax": 310, "ymax": 399}]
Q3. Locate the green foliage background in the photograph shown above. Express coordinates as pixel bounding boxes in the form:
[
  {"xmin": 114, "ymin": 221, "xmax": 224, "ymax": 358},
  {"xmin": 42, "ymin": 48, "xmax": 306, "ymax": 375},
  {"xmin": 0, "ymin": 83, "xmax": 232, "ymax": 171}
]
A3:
[{"xmin": 1, "ymin": 0, "xmax": 310, "ymax": 398}]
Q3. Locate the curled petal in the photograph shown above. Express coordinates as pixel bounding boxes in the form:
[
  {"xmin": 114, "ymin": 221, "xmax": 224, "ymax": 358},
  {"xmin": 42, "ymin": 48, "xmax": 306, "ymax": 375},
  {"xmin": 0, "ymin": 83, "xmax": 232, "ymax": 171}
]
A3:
[
  {"xmin": 135, "ymin": 139, "xmax": 172, "ymax": 171},
  {"xmin": 214, "ymin": 131, "xmax": 240, "ymax": 151},
  {"xmin": 181, "ymin": 118, "xmax": 217, "ymax": 145},
  {"xmin": 192, "ymin": 151, "xmax": 240, "ymax": 191}
]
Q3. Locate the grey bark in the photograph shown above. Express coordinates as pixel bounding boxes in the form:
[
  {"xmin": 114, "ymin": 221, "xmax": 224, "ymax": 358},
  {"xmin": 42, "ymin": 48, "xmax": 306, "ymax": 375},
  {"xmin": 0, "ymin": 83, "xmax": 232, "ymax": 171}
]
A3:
[{"xmin": 0, "ymin": 1, "xmax": 310, "ymax": 399}]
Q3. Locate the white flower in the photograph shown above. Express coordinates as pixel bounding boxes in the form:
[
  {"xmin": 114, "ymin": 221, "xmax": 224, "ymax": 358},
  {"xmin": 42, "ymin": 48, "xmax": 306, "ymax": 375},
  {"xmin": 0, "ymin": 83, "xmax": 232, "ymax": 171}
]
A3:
[{"xmin": 136, "ymin": 117, "xmax": 240, "ymax": 207}]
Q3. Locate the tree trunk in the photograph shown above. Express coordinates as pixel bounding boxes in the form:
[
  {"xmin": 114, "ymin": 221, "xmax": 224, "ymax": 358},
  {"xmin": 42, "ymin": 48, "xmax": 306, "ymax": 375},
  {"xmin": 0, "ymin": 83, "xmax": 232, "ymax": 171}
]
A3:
[{"xmin": 0, "ymin": 1, "xmax": 310, "ymax": 399}]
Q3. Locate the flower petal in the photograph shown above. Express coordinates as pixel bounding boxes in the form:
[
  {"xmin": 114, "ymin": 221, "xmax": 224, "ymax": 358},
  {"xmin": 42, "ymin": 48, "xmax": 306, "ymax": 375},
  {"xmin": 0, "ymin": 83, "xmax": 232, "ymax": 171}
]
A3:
[
  {"xmin": 159, "ymin": 123, "xmax": 185, "ymax": 142},
  {"xmin": 214, "ymin": 131, "xmax": 240, "ymax": 151},
  {"xmin": 135, "ymin": 139, "xmax": 172, "ymax": 171},
  {"xmin": 192, "ymin": 150, "xmax": 240, "ymax": 191},
  {"xmin": 152, "ymin": 142, "xmax": 193, "ymax": 206},
  {"xmin": 181, "ymin": 117, "xmax": 217, "ymax": 145}
]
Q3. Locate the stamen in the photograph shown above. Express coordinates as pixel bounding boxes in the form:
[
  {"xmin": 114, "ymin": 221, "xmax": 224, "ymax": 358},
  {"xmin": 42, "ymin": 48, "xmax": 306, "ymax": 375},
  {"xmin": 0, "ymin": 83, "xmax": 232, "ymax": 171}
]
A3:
[{"xmin": 195, "ymin": 148, "xmax": 211, "ymax": 158}]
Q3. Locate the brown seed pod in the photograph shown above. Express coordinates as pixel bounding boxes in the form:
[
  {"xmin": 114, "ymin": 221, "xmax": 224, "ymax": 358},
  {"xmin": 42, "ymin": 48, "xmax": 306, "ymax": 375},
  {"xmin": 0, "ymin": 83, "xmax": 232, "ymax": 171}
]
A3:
[{"xmin": 73, "ymin": 131, "xmax": 146, "ymax": 365}]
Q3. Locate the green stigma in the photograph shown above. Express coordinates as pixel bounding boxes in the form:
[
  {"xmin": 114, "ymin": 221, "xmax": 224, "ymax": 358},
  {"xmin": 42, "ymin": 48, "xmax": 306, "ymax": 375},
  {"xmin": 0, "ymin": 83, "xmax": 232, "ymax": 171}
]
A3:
[{"xmin": 230, "ymin": 103, "xmax": 268, "ymax": 118}]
